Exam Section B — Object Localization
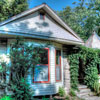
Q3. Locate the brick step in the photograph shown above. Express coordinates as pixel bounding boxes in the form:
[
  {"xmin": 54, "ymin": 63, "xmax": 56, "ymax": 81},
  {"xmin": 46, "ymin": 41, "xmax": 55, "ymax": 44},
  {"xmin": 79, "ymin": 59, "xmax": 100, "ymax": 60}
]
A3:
[
  {"xmin": 76, "ymin": 85, "xmax": 95, "ymax": 99},
  {"xmin": 78, "ymin": 88, "xmax": 91, "ymax": 93},
  {"xmin": 77, "ymin": 92, "xmax": 94, "ymax": 98},
  {"xmin": 78, "ymin": 85, "xmax": 87, "ymax": 89}
]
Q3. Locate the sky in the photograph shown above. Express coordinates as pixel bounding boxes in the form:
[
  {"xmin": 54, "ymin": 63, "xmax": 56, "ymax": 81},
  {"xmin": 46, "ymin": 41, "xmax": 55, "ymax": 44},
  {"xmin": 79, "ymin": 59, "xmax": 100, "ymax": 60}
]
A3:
[{"xmin": 29, "ymin": 0, "xmax": 78, "ymax": 11}]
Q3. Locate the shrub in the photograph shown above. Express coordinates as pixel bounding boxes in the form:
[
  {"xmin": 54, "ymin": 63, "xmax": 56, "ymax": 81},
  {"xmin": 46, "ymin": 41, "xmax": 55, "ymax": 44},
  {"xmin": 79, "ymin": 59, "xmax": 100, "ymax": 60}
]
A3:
[
  {"xmin": 65, "ymin": 95, "xmax": 70, "ymax": 100},
  {"xmin": 9, "ymin": 38, "xmax": 46, "ymax": 100},
  {"xmin": 58, "ymin": 87, "xmax": 66, "ymax": 97},
  {"xmin": 93, "ymin": 81, "xmax": 100, "ymax": 95},
  {"xmin": 42, "ymin": 96, "xmax": 49, "ymax": 100},
  {"xmin": 68, "ymin": 46, "xmax": 100, "ymax": 91},
  {"xmin": 69, "ymin": 89, "xmax": 76, "ymax": 97},
  {"xmin": 11, "ymin": 78, "xmax": 33, "ymax": 100},
  {"xmin": 0, "ymin": 96, "xmax": 13, "ymax": 100},
  {"xmin": 84, "ymin": 65, "xmax": 99, "ymax": 89}
]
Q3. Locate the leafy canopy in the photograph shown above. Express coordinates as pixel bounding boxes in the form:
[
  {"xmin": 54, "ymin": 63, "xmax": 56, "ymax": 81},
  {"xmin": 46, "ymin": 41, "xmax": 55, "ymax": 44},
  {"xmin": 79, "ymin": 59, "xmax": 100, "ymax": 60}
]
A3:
[
  {"xmin": 0, "ymin": 0, "xmax": 29, "ymax": 22},
  {"xmin": 58, "ymin": 0, "xmax": 100, "ymax": 41}
]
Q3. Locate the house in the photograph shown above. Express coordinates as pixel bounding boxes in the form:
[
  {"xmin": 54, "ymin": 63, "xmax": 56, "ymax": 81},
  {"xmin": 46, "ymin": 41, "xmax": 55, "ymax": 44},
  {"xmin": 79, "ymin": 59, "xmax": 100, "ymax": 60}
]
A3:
[
  {"xmin": 85, "ymin": 31, "xmax": 100, "ymax": 49},
  {"xmin": 0, "ymin": 4, "xmax": 84, "ymax": 96}
]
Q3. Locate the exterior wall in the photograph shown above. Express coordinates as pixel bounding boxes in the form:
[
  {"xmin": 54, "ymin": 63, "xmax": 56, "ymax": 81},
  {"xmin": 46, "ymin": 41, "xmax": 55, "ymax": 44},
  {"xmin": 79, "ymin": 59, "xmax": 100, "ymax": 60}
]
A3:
[
  {"xmin": 63, "ymin": 49, "xmax": 70, "ymax": 94},
  {"xmin": 0, "ymin": 11, "xmax": 80, "ymax": 42},
  {"xmin": 92, "ymin": 35, "xmax": 100, "ymax": 49},
  {"xmin": 85, "ymin": 34, "xmax": 100, "ymax": 49},
  {"xmin": 6, "ymin": 39, "xmax": 64, "ymax": 96}
]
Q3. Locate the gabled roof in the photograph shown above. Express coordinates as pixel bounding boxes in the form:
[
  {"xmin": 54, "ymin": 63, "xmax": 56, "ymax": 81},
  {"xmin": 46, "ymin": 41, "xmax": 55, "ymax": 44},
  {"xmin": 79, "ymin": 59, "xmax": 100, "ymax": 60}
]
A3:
[
  {"xmin": 0, "ymin": 3, "xmax": 84, "ymax": 45},
  {"xmin": 85, "ymin": 31, "xmax": 100, "ymax": 48}
]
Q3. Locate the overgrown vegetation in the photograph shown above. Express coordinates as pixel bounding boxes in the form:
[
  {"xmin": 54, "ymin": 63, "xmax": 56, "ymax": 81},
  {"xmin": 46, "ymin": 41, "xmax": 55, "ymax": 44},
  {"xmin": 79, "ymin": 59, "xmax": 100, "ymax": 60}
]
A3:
[
  {"xmin": 93, "ymin": 81, "xmax": 100, "ymax": 96},
  {"xmin": 69, "ymin": 89, "xmax": 76, "ymax": 97},
  {"xmin": 58, "ymin": 87, "xmax": 66, "ymax": 97},
  {"xmin": 67, "ymin": 46, "xmax": 100, "ymax": 91},
  {"xmin": 0, "ymin": 38, "xmax": 47, "ymax": 100},
  {"xmin": 0, "ymin": 0, "xmax": 29, "ymax": 22},
  {"xmin": 9, "ymin": 38, "xmax": 46, "ymax": 100},
  {"xmin": 0, "ymin": 96, "xmax": 13, "ymax": 100}
]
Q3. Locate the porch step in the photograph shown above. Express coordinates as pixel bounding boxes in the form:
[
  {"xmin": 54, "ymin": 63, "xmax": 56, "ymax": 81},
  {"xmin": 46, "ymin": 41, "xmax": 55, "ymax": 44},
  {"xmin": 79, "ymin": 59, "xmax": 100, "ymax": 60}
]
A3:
[
  {"xmin": 76, "ymin": 85, "xmax": 94, "ymax": 99},
  {"xmin": 78, "ymin": 85, "xmax": 87, "ymax": 89}
]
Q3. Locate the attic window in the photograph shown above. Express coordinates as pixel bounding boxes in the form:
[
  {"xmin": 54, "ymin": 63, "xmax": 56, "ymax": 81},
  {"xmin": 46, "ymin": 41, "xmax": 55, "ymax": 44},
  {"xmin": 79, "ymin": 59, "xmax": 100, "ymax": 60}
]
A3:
[{"xmin": 40, "ymin": 12, "xmax": 45, "ymax": 20}]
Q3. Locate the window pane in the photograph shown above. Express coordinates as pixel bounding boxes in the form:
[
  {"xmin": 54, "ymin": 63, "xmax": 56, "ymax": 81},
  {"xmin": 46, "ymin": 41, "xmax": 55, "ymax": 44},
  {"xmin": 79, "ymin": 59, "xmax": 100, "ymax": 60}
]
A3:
[
  {"xmin": 39, "ymin": 49, "xmax": 48, "ymax": 64},
  {"xmin": 56, "ymin": 50, "xmax": 61, "ymax": 65},
  {"xmin": 56, "ymin": 50, "xmax": 61, "ymax": 81},
  {"xmin": 56, "ymin": 66, "xmax": 61, "ymax": 81},
  {"xmin": 34, "ymin": 65, "xmax": 48, "ymax": 82}
]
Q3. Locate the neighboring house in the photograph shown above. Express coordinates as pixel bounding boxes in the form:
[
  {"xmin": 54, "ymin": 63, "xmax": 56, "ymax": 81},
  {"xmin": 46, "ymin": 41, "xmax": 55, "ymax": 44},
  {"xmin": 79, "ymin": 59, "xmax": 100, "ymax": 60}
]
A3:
[
  {"xmin": 85, "ymin": 31, "xmax": 100, "ymax": 49},
  {"xmin": 0, "ymin": 4, "xmax": 84, "ymax": 96}
]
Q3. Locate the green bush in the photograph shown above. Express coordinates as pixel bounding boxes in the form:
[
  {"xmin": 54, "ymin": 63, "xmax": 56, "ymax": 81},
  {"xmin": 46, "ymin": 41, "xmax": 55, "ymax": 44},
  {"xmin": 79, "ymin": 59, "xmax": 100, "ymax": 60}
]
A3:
[
  {"xmin": 65, "ymin": 95, "xmax": 70, "ymax": 100},
  {"xmin": 68, "ymin": 46, "xmax": 100, "ymax": 91},
  {"xmin": 93, "ymin": 81, "xmax": 100, "ymax": 95},
  {"xmin": 69, "ymin": 89, "xmax": 76, "ymax": 97},
  {"xmin": 58, "ymin": 87, "xmax": 66, "ymax": 97},
  {"xmin": 11, "ymin": 78, "xmax": 33, "ymax": 100},
  {"xmin": 42, "ymin": 96, "xmax": 49, "ymax": 100},
  {"xmin": 8, "ymin": 38, "xmax": 46, "ymax": 100},
  {"xmin": 84, "ymin": 66, "xmax": 99, "ymax": 89},
  {"xmin": 67, "ymin": 46, "xmax": 80, "ymax": 90},
  {"xmin": 0, "ymin": 96, "xmax": 13, "ymax": 100}
]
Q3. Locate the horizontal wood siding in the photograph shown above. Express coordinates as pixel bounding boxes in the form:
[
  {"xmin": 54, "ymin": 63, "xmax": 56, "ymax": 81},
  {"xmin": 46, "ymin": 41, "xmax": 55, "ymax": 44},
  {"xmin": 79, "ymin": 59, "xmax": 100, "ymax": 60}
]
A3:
[{"xmin": 0, "ymin": 11, "xmax": 80, "ymax": 42}]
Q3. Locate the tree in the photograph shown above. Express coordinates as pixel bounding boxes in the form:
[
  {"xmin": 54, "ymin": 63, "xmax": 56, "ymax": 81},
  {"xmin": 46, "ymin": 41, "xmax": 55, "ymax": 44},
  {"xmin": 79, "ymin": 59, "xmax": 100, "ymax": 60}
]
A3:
[
  {"xmin": 0, "ymin": 0, "xmax": 29, "ymax": 22},
  {"xmin": 58, "ymin": 0, "xmax": 100, "ymax": 41},
  {"xmin": 9, "ymin": 38, "xmax": 46, "ymax": 100}
]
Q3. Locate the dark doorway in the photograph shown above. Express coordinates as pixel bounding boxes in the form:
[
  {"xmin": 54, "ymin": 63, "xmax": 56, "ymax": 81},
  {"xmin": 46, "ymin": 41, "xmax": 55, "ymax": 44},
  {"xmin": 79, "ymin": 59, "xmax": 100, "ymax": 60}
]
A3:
[{"xmin": 78, "ymin": 58, "xmax": 85, "ymax": 84}]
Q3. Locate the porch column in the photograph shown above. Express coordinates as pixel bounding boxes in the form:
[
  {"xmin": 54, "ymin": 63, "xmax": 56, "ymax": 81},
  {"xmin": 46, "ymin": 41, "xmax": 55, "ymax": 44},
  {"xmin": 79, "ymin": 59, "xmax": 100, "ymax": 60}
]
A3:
[{"xmin": 63, "ymin": 51, "xmax": 70, "ymax": 94}]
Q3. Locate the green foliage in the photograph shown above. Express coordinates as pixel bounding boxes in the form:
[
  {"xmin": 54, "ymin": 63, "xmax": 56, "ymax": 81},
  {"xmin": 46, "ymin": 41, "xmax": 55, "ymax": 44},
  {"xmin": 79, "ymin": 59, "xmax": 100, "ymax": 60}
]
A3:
[
  {"xmin": 65, "ymin": 95, "xmax": 70, "ymax": 100},
  {"xmin": 9, "ymin": 38, "xmax": 44, "ymax": 84},
  {"xmin": 8, "ymin": 38, "xmax": 46, "ymax": 100},
  {"xmin": 81, "ymin": 47, "xmax": 99, "ymax": 89},
  {"xmin": 67, "ymin": 45, "xmax": 99, "ymax": 91},
  {"xmin": 67, "ymin": 46, "xmax": 80, "ymax": 90},
  {"xmin": 69, "ymin": 54, "xmax": 79, "ymax": 90},
  {"xmin": 11, "ymin": 78, "xmax": 33, "ymax": 100},
  {"xmin": 93, "ymin": 81, "xmax": 100, "ymax": 96},
  {"xmin": 58, "ymin": 87, "xmax": 65, "ymax": 97},
  {"xmin": 0, "ymin": 96, "xmax": 13, "ymax": 100},
  {"xmin": 0, "ymin": 0, "xmax": 29, "ymax": 22},
  {"xmin": 69, "ymin": 89, "xmax": 76, "ymax": 97},
  {"xmin": 84, "ymin": 66, "xmax": 98, "ymax": 89},
  {"xmin": 42, "ymin": 96, "xmax": 49, "ymax": 100},
  {"xmin": 58, "ymin": 0, "xmax": 100, "ymax": 40}
]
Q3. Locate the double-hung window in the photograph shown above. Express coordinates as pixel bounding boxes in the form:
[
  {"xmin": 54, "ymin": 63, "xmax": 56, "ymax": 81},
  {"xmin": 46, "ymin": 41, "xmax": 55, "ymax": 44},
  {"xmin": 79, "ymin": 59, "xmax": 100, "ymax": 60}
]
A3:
[
  {"xmin": 33, "ymin": 48, "xmax": 50, "ymax": 83},
  {"xmin": 55, "ymin": 49, "xmax": 61, "ymax": 82}
]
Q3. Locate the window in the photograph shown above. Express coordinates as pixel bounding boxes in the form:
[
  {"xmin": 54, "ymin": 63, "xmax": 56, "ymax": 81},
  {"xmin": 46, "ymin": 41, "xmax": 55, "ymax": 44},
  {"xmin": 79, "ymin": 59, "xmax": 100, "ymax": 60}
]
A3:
[
  {"xmin": 55, "ymin": 49, "xmax": 61, "ymax": 82},
  {"xmin": 40, "ymin": 12, "xmax": 45, "ymax": 20},
  {"xmin": 33, "ymin": 48, "xmax": 50, "ymax": 83}
]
